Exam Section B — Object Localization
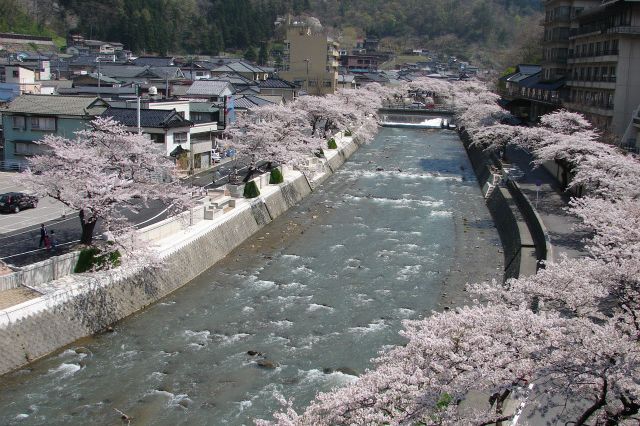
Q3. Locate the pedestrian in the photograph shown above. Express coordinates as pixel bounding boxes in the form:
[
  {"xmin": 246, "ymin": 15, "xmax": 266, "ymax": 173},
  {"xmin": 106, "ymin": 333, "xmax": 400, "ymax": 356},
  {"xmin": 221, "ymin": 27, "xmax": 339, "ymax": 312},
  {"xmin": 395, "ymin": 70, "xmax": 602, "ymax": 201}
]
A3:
[
  {"xmin": 39, "ymin": 224, "xmax": 46, "ymax": 248},
  {"xmin": 50, "ymin": 230, "xmax": 57, "ymax": 253}
]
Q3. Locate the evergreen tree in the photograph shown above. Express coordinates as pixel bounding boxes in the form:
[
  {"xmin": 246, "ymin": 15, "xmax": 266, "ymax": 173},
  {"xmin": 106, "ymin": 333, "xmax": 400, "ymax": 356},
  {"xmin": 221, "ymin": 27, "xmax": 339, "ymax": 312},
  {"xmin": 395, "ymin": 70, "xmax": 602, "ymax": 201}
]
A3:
[
  {"xmin": 244, "ymin": 45, "xmax": 258, "ymax": 63},
  {"xmin": 258, "ymin": 43, "xmax": 269, "ymax": 66}
]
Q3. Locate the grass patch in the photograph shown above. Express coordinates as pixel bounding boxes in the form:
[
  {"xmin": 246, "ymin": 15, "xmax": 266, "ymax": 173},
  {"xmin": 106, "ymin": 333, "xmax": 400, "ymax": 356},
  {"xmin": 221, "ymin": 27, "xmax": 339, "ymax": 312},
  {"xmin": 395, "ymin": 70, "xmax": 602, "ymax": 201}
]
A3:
[{"xmin": 74, "ymin": 246, "xmax": 121, "ymax": 273}]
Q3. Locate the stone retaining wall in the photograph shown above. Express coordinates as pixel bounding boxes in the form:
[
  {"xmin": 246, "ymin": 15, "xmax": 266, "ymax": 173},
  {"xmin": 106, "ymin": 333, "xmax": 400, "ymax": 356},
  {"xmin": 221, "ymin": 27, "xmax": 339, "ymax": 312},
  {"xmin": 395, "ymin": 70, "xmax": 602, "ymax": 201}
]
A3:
[
  {"xmin": 0, "ymin": 135, "xmax": 358, "ymax": 376},
  {"xmin": 0, "ymin": 252, "xmax": 81, "ymax": 292},
  {"xmin": 459, "ymin": 130, "xmax": 539, "ymax": 281}
]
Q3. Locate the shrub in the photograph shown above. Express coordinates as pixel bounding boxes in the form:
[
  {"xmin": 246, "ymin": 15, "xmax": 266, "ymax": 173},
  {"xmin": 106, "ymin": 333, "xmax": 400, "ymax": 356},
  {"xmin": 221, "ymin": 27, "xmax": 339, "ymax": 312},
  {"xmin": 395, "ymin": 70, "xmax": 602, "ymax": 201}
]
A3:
[
  {"xmin": 314, "ymin": 148, "xmax": 325, "ymax": 158},
  {"xmin": 74, "ymin": 246, "xmax": 122, "ymax": 273},
  {"xmin": 244, "ymin": 180, "xmax": 260, "ymax": 198},
  {"xmin": 269, "ymin": 168, "xmax": 284, "ymax": 184},
  {"xmin": 327, "ymin": 138, "xmax": 338, "ymax": 149},
  {"xmin": 344, "ymin": 129, "xmax": 353, "ymax": 137}
]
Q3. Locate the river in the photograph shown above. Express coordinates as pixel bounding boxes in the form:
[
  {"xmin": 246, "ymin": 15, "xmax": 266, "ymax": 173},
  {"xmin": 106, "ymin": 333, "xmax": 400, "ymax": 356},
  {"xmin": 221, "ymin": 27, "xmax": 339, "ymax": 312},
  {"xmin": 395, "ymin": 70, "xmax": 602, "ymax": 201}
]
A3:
[{"xmin": 0, "ymin": 126, "xmax": 503, "ymax": 425}]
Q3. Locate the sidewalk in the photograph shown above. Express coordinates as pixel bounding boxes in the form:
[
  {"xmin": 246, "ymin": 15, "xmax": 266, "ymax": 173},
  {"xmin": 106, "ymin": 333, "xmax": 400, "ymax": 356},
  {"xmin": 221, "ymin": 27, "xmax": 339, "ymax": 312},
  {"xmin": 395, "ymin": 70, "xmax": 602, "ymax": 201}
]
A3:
[{"xmin": 505, "ymin": 146, "xmax": 588, "ymax": 262}]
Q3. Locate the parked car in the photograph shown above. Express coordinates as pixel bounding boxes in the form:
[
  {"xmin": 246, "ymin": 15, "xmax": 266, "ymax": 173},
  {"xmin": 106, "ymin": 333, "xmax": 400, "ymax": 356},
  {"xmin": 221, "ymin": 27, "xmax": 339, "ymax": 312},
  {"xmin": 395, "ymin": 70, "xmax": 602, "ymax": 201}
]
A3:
[
  {"xmin": 0, "ymin": 192, "xmax": 38, "ymax": 213},
  {"xmin": 211, "ymin": 151, "xmax": 222, "ymax": 163}
]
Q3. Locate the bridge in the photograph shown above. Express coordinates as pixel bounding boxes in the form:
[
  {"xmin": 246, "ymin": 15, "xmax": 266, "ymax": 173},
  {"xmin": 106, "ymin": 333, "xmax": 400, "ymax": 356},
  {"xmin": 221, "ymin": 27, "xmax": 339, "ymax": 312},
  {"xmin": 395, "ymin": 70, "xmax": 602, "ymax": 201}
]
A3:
[
  {"xmin": 379, "ymin": 106, "xmax": 456, "ymax": 129},
  {"xmin": 378, "ymin": 106, "xmax": 455, "ymax": 116}
]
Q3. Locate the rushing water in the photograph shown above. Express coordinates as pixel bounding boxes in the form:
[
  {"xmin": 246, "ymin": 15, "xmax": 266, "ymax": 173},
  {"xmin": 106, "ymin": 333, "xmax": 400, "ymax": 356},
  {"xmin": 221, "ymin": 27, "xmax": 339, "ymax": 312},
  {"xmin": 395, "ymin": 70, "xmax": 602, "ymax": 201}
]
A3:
[{"xmin": 0, "ymin": 127, "xmax": 503, "ymax": 425}]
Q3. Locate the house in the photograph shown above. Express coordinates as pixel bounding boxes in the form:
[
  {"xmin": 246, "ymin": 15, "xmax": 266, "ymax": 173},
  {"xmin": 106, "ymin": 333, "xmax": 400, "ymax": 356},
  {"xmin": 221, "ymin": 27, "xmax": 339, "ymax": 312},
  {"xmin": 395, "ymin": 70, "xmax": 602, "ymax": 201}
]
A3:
[
  {"xmin": 102, "ymin": 101, "xmax": 220, "ymax": 170},
  {"xmin": 133, "ymin": 56, "xmax": 175, "ymax": 67},
  {"xmin": 258, "ymin": 77, "xmax": 297, "ymax": 101},
  {"xmin": 210, "ymin": 73, "xmax": 259, "ymax": 94},
  {"xmin": 337, "ymin": 74, "xmax": 357, "ymax": 89},
  {"xmin": 84, "ymin": 40, "xmax": 117, "ymax": 54},
  {"xmin": 180, "ymin": 62, "xmax": 212, "ymax": 80},
  {"xmin": 340, "ymin": 54, "xmax": 381, "ymax": 72},
  {"xmin": 101, "ymin": 106, "xmax": 193, "ymax": 158},
  {"xmin": 72, "ymin": 73, "xmax": 122, "ymax": 87},
  {"xmin": 210, "ymin": 61, "xmax": 270, "ymax": 82},
  {"xmin": 1, "ymin": 95, "xmax": 109, "ymax": 169},
  {"xmin": 2, "ymin": 65, "xmax": 41, "ymax": 94},
  {"xmin": 233, "ymin": 94, "xmax": 274, "ymax": 113},
  {"xmin": 184, "ymin": 80, "xmax": 234, "ymax": 102}
]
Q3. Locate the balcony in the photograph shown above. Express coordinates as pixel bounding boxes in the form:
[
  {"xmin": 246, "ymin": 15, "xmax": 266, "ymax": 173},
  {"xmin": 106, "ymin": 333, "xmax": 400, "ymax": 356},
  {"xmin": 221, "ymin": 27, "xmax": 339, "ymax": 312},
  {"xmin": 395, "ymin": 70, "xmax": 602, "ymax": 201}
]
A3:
[
  {"xmin": 563, "ymin": 101, "xmax": 614, "ymax": 116},
  {"xmin": 607, "ymin": 26, "xmax": 640, "ymax": 35}
]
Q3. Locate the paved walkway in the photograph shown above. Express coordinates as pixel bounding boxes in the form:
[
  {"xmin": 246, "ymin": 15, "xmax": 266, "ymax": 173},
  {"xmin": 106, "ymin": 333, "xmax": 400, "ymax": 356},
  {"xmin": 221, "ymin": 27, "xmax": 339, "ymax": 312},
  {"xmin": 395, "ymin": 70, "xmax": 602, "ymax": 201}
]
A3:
[
  {"xmin": 0, "ymin": 287, "xmax": 40, "ymax": 310},
  {"xmin": 505, "ymin": 146, "xmax": 588, "ymax": 262}
]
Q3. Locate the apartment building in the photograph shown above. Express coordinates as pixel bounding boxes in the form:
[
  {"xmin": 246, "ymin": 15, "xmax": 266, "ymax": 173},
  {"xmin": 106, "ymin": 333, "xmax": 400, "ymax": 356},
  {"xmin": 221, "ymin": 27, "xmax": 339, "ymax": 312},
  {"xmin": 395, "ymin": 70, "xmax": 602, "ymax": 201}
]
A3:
[
  {"xmin": 280, "ymin": 19, "xmax": 339, "ymax": 95},
  {"xmin": 564, "ymin": 0, "xmax": 640, "ymax": 147},
  {"xmin": 504, "ymin": 0, "xmax": 640, "ymax": 148}
]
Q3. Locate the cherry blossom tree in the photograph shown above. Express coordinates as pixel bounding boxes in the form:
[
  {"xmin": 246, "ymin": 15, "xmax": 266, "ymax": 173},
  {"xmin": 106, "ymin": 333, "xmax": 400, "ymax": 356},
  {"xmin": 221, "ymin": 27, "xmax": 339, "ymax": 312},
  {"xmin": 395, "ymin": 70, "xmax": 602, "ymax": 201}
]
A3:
[
  {"xmin": 21, "ymin": 118, "xmax": 192, "ymax": 257},
  {"xmin": 294, "ymin": 94, "xmax": 360, "ymax": 138},
  {"xmin": 224, "ymin": 103, "xmax": 323, "ymax": 170},
  {"xmin": 259, "ymin": 80, "xmax": 640, "ymax": 426}
]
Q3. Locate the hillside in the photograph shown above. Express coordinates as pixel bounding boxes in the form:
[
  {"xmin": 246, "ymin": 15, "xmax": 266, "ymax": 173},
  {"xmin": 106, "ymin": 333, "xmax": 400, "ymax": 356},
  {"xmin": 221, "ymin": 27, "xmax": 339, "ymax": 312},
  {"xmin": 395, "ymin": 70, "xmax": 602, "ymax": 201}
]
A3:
[{"xmin": 2, "ymin": 0, "xmax": 542, "ymax": 70}]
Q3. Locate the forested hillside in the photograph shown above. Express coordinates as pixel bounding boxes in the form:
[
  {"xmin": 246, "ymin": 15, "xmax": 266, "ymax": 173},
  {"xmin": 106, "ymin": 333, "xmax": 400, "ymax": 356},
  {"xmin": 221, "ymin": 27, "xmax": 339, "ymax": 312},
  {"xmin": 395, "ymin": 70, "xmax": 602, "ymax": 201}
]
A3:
[{"xmin": 3, "ymin": 0, "xmax": 542, "ymax": 68}]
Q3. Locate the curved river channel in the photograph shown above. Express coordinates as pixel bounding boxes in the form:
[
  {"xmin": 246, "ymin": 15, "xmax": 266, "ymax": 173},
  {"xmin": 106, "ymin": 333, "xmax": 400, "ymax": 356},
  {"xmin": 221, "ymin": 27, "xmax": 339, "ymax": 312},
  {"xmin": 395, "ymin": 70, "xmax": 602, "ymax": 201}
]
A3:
[{"xmin": 0, "ymin": 127, "xmax": 503, "ymax": 425}]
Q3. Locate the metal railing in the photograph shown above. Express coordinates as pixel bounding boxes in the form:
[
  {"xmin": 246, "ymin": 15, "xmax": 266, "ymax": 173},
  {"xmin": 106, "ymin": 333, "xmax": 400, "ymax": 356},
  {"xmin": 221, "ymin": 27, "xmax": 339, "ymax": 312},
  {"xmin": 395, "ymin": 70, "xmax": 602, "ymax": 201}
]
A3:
[{"xmin": 0, "ymin": 160, "xmax": 28, "ymax": 172}]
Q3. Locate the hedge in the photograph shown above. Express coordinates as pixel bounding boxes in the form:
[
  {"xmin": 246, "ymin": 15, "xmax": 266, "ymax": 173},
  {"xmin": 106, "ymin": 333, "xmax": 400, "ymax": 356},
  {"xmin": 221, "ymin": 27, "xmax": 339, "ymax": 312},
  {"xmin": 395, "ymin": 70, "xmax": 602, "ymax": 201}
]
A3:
[{"xmin": 244, "ymin": 180, "xmax": 260, "ymax": 198}]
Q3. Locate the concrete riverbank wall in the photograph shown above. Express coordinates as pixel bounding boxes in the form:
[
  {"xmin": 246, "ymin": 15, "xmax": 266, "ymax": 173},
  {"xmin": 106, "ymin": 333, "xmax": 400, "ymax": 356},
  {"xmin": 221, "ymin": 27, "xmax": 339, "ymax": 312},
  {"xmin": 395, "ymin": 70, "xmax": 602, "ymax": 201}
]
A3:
[
  {"xmin": 0, "ymin": 134, "xmax": 362, "ymax": 376},
  {"xmin": 459, "ymin": 130, "xmax": 541, "ymax": 280}
]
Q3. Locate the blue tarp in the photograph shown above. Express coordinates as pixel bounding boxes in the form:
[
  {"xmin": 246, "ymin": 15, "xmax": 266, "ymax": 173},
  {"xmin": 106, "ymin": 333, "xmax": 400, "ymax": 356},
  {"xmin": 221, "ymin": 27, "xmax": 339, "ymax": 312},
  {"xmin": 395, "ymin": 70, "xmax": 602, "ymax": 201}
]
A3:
[{"xmin": 0, "ymin": 83, "xmax": 20, "ymax": 102}]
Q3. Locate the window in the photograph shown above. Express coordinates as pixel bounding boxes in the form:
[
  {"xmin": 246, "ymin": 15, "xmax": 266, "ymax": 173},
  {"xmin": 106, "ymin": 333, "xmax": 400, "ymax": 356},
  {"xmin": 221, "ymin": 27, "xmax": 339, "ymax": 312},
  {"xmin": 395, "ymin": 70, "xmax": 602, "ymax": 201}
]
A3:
[
  {"xmin": 12, "ymin": 115, "xmax": 26, "ymax": 130},
  {"xmin": 174, "ymin": 132, "xmax": 188, "ymax": 144},
  {"xmin": 323, "ymin": 80, "xmax": 333, "ymax": 88},
  {"xmin": 150, "ymin": 134, "xmax": 165, "ymax": 144},
  {"xmin": 12, "ymin": 70, "xmax": 18, "ymax": 78},
  {"xmin": 14, "ymin": 141, "xmax": 39, "ymax": 156},
  {"xmin": 30, "ymin": 116, "xmax": 56, "ymax": 131}
]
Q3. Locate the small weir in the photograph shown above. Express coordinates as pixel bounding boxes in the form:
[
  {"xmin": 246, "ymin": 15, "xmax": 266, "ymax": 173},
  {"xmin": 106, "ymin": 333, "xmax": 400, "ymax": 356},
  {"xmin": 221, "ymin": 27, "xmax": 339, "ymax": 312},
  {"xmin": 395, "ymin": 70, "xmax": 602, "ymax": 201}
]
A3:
[{"xmin": 0, "ymin": 125, "xmax": 502, "ymax": 425}]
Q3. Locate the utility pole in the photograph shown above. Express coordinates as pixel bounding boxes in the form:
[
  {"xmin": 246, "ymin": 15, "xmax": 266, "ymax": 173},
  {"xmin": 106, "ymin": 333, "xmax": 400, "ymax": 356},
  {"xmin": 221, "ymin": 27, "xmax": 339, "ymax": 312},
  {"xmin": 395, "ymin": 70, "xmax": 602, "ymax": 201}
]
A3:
[
  {"xmin": 304, "ymin": 58, "xmax": 310, "ymax": 93},
  {"xmin": 97, "ymin": 57, "xmax": 101, "ymax": 96}
]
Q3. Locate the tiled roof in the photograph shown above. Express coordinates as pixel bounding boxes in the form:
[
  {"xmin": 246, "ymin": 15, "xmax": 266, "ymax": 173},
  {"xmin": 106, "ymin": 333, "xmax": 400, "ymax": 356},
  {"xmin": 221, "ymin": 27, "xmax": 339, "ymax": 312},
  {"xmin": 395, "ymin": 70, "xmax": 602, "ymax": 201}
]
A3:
[
  {"xmin": 186, "ymin": 80, "xmax": 233, "ymax": 96},
  {"xmin": 189, "ymin": 102, "xmax": 220, "ymax": 113},
  {"xmin": 517, "ymin": 64, "xmax": 542, "ymax": 75},
  {"xmin": 234, "ymin": 95, "xmax": 273, "ymax": 110},
  {"xmin": 100, "ymin": 65, "xmax": 149, "ymax": 78},
  {"xmin": 133, "ymin": 56, "xmax": 175, "ymax": 67},
  {"xmin": 4, "ymin": 94, "xmax": 108, "ymax": 116},
  {"xmin": 212, "ymin": 60, "xmax": 267, "ymax": 74},
  {"xmin": 149, "ymin": 66, "xmax": 184, "ymax": 79},
  {"xmin": 212, "ymin": 73, "xmax": 255, "ymax": 86},
  {"xmin": 101, "ymin": 107, "xmax": 192, "ymax": 128},
  {"xmin": 73, "ymin": 73, "xmax": 121, "ymax": 85},
  {"xmin": 258, "ymin": 77, "xmax": 296, "ymax": 89}
]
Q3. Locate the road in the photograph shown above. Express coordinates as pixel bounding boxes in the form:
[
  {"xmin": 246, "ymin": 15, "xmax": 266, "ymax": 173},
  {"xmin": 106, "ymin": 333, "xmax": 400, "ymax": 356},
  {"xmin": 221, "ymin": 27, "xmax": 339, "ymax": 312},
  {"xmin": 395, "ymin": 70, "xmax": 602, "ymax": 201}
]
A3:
[{"xmin": 0, "ymin": 158, "xmax": 271, "ymax": 267}]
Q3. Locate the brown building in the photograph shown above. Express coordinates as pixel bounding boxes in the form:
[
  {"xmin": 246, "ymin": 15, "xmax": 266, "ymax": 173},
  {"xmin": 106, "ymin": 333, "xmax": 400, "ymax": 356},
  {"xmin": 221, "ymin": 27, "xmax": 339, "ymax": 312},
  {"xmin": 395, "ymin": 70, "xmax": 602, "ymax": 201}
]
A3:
[{"xmin": 280, "ymin": 19, "xmax": 339, "ymax": 95}]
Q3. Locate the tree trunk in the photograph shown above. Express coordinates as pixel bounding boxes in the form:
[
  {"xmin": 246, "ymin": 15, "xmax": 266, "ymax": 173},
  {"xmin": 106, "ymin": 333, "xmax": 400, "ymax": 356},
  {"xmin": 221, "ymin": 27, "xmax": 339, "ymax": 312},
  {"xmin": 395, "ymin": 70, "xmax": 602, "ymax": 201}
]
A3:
[{"xmin": 79, "ymin": 209, "xmax": 98, "ymax": 245}]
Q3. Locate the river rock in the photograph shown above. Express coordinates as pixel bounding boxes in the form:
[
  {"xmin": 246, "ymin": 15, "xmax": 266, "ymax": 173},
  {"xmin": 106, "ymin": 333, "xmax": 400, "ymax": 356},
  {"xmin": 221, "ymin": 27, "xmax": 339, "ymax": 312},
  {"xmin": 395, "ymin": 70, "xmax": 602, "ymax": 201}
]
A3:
[
  {"xmin": 336, "ymin": 367, "xmax": 358, "ymax": 376},
  {"xmin": 256, "ymin": 359, "xmax": 278, "ymax": 369},
  {"xmin": 74, "ymin": 347, "xmax": 91, "ymax": 356},
  {"xmin": 247, "ymin": 350, "xmax": 262, "ymax": 356},
  {"xmin": 322, "ymin": 368, "xmax": 334, "ymax": 374}
]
